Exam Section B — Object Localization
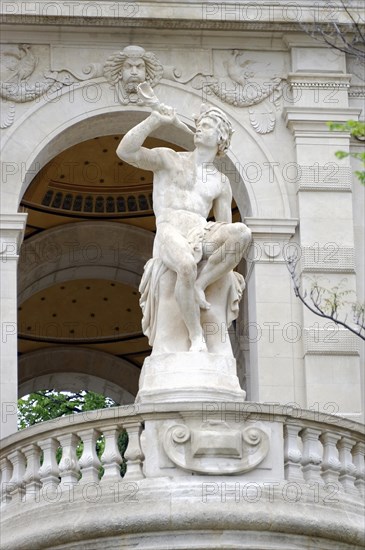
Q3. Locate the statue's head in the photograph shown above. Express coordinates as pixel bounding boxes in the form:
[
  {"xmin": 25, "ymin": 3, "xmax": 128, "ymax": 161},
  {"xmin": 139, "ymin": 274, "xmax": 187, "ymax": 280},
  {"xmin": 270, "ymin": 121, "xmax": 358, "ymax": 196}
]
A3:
[{"xmin": 194, "ymin": 104, "xmax": 234, "ymax": 157}]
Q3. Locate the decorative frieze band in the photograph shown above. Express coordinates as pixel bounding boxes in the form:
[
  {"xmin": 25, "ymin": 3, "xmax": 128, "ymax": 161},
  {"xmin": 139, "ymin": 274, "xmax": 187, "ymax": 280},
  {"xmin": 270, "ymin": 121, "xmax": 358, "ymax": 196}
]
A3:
[
  {"xmin": 298, "ymin": 166, "xmax": 352, "ymax": 192},
  {"xmin": 349, "ymin": 87, "xmax": 365, "ymax": 98},
  {"xmin": 287, "ymin": 73, "xmax": 351, "ymax": 87},
  {"xmin": 304, "ymin": 329, "xmax": 360, "ymax": 355},
  {"xmin": 301, "ymin": 246, "xmax": 355, "ymax": 273},
  {"xmin": 290, "ymin": 81, "xmax": 350, "ymax": 90}
]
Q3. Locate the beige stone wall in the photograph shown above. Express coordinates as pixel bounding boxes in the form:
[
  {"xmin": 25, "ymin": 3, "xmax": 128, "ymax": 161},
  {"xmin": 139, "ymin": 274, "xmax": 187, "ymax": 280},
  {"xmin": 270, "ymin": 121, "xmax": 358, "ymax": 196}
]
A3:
[{"xmin": 0, "ymin": 2, "xmax": 364, "ymax": 438}]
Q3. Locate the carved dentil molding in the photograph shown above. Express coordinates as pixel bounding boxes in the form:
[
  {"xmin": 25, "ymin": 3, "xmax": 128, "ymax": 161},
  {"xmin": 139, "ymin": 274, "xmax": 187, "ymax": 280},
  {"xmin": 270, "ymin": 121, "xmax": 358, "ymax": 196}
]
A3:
[{"xmin": 349, "ymin": 86, "xmax": 365, "ymax": 98}]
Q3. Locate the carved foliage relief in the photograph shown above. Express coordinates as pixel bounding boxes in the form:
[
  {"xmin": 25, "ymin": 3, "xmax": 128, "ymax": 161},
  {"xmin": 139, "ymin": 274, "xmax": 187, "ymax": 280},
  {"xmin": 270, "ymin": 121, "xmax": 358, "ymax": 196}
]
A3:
[{"xmin": 0, "ymin": 44, "xmax": 284, "ymax": 133}]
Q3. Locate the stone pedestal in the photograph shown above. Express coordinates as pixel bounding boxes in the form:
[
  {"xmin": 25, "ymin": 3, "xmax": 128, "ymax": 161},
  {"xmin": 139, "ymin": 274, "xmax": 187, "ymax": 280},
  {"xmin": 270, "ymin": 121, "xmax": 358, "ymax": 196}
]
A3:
[{"xmin": 136, "ymin": 352, "xmax": 246, "ymax": 403}]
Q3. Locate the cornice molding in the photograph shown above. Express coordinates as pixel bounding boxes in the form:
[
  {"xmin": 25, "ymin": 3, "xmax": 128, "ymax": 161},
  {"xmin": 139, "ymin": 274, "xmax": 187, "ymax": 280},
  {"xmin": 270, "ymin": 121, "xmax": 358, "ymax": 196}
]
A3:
[
  {"xmin": 0, "ymin": 213, "xmax": 28, "ymax": 231},
  {"xmin": 283, "ymin": 107, "xmax": 361, "ymax": 132},
  {"xmin": 1, "ymin": 1, "xmax": 364, "ymax": 30}
]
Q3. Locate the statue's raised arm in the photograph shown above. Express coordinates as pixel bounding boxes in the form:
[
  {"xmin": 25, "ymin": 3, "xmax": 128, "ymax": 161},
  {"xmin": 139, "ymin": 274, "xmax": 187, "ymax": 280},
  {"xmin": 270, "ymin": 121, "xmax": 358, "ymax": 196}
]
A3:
[{"xmin": 116, "ymin": 83, "xmax": 193, "ymax": 172}]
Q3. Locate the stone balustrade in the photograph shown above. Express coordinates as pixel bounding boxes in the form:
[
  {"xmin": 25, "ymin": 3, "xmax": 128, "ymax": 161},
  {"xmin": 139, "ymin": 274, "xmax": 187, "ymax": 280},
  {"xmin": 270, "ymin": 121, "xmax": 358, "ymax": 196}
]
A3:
[{"xmin": 1, "ymin": 403, "xmax": 364, "ymax": 550}]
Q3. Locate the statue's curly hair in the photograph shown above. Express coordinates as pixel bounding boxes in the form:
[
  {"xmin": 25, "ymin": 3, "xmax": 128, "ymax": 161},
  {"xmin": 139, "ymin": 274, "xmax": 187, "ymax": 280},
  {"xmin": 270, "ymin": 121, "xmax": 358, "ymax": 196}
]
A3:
[{"xmin": 194, "ymin": 104, "xmax": 234, "ymax": 157}]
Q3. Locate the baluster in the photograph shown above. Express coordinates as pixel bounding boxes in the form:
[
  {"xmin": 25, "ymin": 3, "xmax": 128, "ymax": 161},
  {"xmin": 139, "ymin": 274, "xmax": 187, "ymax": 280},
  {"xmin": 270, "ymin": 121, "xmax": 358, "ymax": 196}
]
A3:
[
  {"xmin": 352, "ymin": 442, "xmax": 364, "ymax": 498},
  {"xmin": 319, "ymin": 431, "xmax": 341, "ymax": 485},
  {"xmin": 7, "ymin": 450, "xmax": 26, "ymax": 501},
  {"xmin": 21, "ymin": 444, "xmax": 42, "ymax": 502},
  {"xmin": 58, "ymin": 433, "xmax": 81, "ymax": 487},
  {"xmin": 300, "ymin": 427, "xmax": 323, "ymax": 483},
  {"xmin": 284, "ymin": 423, "xmax": 303, "ymax": 482},
  {"xmin": 78, "ymin": 428, "xmax": 102, "ymax": 483},
  {"xmin": 338, "ymin": 436, "xmax": 357, "ymax": 494},
  {"xmin": 0, "ymin": 458, "xmax": 13, "ymax": 504},
  {"xmin": 38, "ymin": 437, "xmax": 60, "ymax": 492},
  {"xmin": 100, "ymin": 426, "xmax": 122, "ymax": 483},
  {"xmin": 124, "ymin": 422, "xmax": 145, "ymax": 481}
]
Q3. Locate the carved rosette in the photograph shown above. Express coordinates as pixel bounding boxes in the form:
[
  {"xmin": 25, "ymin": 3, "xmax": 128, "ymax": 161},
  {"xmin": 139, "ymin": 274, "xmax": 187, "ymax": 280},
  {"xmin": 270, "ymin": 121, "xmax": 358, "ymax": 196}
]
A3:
[{"xmin": 163, "ymin": 420, "xmax": 269, "ymax": 474}]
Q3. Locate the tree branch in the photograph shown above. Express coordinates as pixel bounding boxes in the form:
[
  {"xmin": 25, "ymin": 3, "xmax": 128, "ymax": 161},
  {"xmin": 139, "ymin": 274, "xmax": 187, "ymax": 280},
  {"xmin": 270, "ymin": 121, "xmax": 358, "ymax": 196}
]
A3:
[{"xmin": 286, "ymin": 256, "xmax": 365, "ymax": 341}]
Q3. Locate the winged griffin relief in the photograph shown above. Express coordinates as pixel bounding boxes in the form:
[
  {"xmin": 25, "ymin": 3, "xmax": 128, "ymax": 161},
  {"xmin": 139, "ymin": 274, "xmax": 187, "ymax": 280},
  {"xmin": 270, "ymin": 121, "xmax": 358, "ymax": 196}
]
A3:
[
  {"xmin": 0, "ymin": 44, "xmax": 76, "ymax": 129},
  {"xmin": 192, "ymin": 50, "xmax": 283, "ymax": 134},
  {"xmin": 0, "ymin": 44, "xmax": 283, "ymax": 134}
]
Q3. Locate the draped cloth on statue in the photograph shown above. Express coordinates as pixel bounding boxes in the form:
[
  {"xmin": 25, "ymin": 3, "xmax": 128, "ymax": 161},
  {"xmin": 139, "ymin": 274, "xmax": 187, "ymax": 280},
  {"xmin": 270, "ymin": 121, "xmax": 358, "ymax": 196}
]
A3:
[{"xmin": 139, "ymin": 255, "xmax": 245, "ymax": 355}]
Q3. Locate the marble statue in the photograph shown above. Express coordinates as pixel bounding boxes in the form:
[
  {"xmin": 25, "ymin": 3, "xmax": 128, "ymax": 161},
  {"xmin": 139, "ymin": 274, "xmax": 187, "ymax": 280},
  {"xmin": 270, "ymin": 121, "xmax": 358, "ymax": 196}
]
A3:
[{"xmin": 117, "ymin": 83, "xmax": 251, "ymax": 357}]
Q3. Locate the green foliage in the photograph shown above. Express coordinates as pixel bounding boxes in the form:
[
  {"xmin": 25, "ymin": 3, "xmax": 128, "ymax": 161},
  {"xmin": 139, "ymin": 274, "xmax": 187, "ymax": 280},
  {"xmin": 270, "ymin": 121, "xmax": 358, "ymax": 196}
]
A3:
[
  {"xmin": 328, "ymin": 120, "xmax": 365, "ymax": 137},
  {"xmin": 327, "ymin": 120, "xmax": 365, "ymax": 184},
  {"xmin": 17, "ymin": 390, "xmax": 116, "ymax": 430},
  {"xmin": 18, "ymin": 390, "xmax": 128, "ymax": 478}
]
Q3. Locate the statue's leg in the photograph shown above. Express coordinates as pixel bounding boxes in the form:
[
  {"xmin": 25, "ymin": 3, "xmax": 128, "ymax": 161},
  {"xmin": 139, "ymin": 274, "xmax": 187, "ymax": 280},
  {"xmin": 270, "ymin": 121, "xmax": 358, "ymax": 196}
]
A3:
[
  {"xmin": 157, "ymin": 224, "xmax": 207, "ymax": 352},
  {"xmin": 195, "ymin": 222, "xmax": 251, "ymax": 309}
]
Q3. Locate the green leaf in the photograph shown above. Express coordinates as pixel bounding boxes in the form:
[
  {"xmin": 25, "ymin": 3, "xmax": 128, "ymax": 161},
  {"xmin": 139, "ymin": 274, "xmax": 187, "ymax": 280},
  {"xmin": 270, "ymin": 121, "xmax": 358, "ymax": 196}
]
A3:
[{"xmin": 334, "ymin": 151, "xmax": 349, "ymax": 159}]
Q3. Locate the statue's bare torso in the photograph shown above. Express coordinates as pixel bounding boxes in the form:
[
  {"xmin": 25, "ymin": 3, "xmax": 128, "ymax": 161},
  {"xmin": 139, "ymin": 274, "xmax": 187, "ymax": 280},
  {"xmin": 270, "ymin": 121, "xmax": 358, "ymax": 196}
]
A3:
[{"xmin": 152, "ymin": 150, "xmax": 229, "ymax": 234}]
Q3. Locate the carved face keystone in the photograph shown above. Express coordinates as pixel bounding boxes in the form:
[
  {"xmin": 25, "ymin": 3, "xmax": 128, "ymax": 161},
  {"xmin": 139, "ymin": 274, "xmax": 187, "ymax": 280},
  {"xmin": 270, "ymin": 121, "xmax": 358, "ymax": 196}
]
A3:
[{"xmin": 122, "ymin": 57, "xmax": 146, "ymax": 92}]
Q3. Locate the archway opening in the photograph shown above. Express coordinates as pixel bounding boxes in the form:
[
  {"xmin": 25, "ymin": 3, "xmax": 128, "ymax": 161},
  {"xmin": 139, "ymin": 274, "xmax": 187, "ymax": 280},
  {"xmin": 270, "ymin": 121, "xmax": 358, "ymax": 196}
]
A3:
[{"xmin": 17, "ymin": 116, "xmax": 251, "ymax": 413}]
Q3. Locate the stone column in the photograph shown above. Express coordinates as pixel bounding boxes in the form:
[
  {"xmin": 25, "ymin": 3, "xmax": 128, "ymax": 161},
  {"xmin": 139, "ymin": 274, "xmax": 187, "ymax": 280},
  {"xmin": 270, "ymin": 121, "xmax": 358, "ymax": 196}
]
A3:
[
  {"xmin": 243, "ymin": 218, "xmax": 299, "ymax": 404},
  {"xmin": 0, "ymin": 213, "xmax": 27, "ymax": 439},
  {"xmin": 283, "ymin": 46, "xmax": 362, "ymax": 419}
]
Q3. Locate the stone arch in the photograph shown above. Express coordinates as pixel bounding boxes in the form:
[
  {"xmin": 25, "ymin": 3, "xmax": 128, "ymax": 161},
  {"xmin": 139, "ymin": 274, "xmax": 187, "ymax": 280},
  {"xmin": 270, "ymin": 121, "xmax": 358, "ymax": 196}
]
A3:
[
  {"xmin": 18, "ymin": 347, "xmax": 139, "ymax": 403},
  {"xmin": 1, "ymin": 79, "xmax": 291, "ymax": 220},
  {"xmin": 18, "ymin": 221, "xmax": 154, "ymax": 304},
  {"xmin": 7, "ymin": 80, "xmax": 292, "ymax": 410}
]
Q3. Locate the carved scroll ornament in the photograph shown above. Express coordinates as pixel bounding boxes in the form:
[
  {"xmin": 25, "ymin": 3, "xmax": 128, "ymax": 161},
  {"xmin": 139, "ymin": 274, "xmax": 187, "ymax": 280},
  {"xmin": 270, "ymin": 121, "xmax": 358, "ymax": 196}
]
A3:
[{"xmin": 163, "ymin": 420, "xmax": 269, "ymax": 474}]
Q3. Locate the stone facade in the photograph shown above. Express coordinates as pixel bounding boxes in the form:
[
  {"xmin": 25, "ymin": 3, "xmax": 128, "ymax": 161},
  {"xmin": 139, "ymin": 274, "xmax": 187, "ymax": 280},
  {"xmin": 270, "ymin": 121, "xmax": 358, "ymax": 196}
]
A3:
[{"xmin": 0, "ymin": 1, "xmax": 364, "ymax": 548}]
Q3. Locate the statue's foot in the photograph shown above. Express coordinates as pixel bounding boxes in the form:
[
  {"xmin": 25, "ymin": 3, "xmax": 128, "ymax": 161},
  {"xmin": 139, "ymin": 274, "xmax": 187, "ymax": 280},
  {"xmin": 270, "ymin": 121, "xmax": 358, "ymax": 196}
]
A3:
[
  {"xmin": 189, "ymin": 338, "xmax": 208, "ymax": 352},
  {"xmin": 195, "ymin": 286, "xmax": 211, "ymax": 310}
]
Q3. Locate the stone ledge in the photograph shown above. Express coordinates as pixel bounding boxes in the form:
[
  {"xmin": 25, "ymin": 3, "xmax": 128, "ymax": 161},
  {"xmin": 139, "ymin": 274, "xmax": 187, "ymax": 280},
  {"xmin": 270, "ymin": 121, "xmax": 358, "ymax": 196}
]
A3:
[
  {"xmin": 1, "ymin": 479, "xmax": 363, "ymax": 550},
  {"xmin": 2, "ymin": 401, "xmax": 363, "ymax": 449}
]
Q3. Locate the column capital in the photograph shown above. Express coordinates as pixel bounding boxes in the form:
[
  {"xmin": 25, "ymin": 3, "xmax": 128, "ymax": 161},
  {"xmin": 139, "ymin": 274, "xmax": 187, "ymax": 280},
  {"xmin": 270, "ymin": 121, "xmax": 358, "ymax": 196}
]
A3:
[
  {"xmin": 283, "ymin": 107, "xmax": 361, "ymax": 134},
  {"xmin": 244, "ymin": 218, "xmax": 298, "ymax": 264},
  {"xmin": 244, "ymin": 217, "xmax": 298, "ymax": 239},
  {"xmin": 0, "ymin": 213, "xmax": 27, "ymax": 257}
]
